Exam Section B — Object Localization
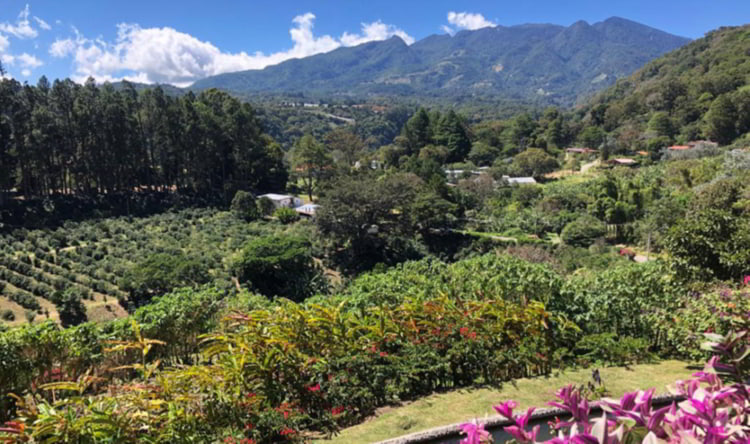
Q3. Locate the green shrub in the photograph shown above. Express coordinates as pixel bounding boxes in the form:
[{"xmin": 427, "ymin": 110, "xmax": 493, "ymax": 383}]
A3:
[
  {"xmin": 274, "ymin": 207, "xmax": 300, "ymax": 224},
  {"xmin": 233, "ymin": 234, "xmax": 326, "ymax": 301},
  {"xmin": 230, "ymin": 190, "xmax": 259, "ymax": 221},
  {"xmin": 57, "ymin": 288, "xmax": 87, "ymax": 327},
  {"xmin": 665, "ymin": 209, "xmax": 750, "ymax": 281},
  {"xmin": 660, "ymin": 287, "xmax": 750, "ymax": 360},
  {"xmin": 1, "ymin": 309, "xmax": 15, "ymax": 321},
  {"xmin": 24, "ymin": 310, "xmax": 36, "ymax": 323},
  {"xmin": 574, "ymin": 333, "xmax": 652, "ymax": 366},
  {"xmin": 257, "ymin": 196, "xmax": 276, "ymax": 216},
  {"xmin": 560, "ymin": 261, "xmax": 683, "ymax": 351},
  {"xmin": 122, "ymin": 253, "xmax": 211, "ymax": 308},
  {"xmin": 561, "ymin": 215, "xmax": 607, "ymax": 247}
]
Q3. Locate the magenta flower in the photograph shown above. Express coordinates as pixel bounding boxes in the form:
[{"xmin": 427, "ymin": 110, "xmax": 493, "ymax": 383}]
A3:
[
  {"xmin": 458, "ymin": 421, "xmax": 490, "ymax": 444},
  {"xmin": 744, "ymin": 275, "xmax": 750, "ymax": 286},
  {"xmin": 493, "ymin": 400, "xmax": 518, "ymax": 419}
]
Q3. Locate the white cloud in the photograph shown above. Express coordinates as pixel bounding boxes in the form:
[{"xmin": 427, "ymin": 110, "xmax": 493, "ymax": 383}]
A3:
[
  {"xmin": 1, "ymin": 54, "xmax": 14, "ymax": 66},
  {"xmin": 49, "ymin": 37, "xmax": 76, "ymax": 57},
  {"xmin": 49, "ymin": 13, "xmax": 414, "ymax": 86},
  {"xmin": 0, "ymin": 4, "xmax": 39, "ymax": 39},
  {"xmin": 340, "ymin": 20, "xmax": 414, "ymax": 46},
  {"xmin": 21, "ymin": 68, "xmax": 31, "ymax": 77},
  {"xmin": 440, "ymin": 25, "xmax": 455, "ymax": 35},
  {"xmin": 33, "ymin": 16, "xmax": 51, "ymax": 31},
  {"xmin": 17, "ymin": 52, "xmax": 43, "ymax": 68},
  {"xmin": 0, "ymin": 34, "xmax": 9, "ymax": 52},
  {"xmin": 443, "ymin": 11, "xmax": 496, "ymax": 34},
  {"xmin": 55, "ymin": 19, "xmax": 62, "ymax": 25}
]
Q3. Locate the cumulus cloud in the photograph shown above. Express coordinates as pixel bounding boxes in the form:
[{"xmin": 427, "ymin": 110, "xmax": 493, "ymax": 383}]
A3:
[
  {"xmin": 442, "ymin": 11, "xmax": 497, "ymax": 35},
  {"xmin": 0, "ymin": 4, "xmax": 40, "ymax": 39},
  {"xmin": 0, "ymin": 34, "xmax": 9, "ymax": 52},
  {"xmin": 21, "ymin": 68, "xmax": 31, "ymax": 76},
  {"xmin": 49, "ymin": 13, "xmax": 413, "ymax": 86},
  {"xmin": 341, "ymin": 20, "xmax": 414, "ymax": 46},
  {"xmin": 49, "ymin": 37, "xmax": 76, "ymax": 57},
  {"xmin": 1, "ymin": 51, "xmax": 43, "ymax": 73},
  {"xmin": 17, "ymin": 52, "xmax": 43, "ymax": 68}
]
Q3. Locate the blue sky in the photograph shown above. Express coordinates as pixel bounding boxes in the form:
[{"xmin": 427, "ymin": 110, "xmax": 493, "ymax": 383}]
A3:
[{"xmin": 1, "ymin": 0, "xmax": 748, "ymax": 86}]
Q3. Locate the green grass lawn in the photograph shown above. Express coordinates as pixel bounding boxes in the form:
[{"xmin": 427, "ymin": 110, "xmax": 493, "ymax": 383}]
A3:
[{"xmin": 317, "ymin": 360, "xmax": 694, "ymax": 444}]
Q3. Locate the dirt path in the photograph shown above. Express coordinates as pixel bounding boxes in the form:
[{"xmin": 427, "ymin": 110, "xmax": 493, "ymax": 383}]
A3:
[{"xmin": 581, "ymin": 159, "xmax": 600, "ymax": 173}]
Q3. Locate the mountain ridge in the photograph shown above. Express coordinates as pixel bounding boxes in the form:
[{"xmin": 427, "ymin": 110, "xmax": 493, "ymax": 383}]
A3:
[{"xmin": 189, "ymin": 16, "xmax": 690, "ymax": 105}]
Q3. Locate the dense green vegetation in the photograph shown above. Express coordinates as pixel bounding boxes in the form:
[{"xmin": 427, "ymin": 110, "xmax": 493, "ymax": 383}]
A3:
[
  {"xmin": 581, "ymin": 24, "xmax": 750, "ymax": 150},
  {"xmin": 0, "ymin": 78, "xmax": 286, "ymax": 202},
  {"xmin": 0, "ymin": 208, "xmax": 315, "ymax": 322},
  {"xmin": 1, "ymin": 21, "xmax": 750, "ymax": 444}
]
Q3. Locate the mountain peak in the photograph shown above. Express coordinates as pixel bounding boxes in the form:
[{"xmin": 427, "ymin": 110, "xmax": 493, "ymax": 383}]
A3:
[
  {"xmin": 191, "ymin": 17, "xmax": 690, "ymax": 106},
  {"xmin": 570, "ymin": 19, "xmax": 591, "ymax": 28}
]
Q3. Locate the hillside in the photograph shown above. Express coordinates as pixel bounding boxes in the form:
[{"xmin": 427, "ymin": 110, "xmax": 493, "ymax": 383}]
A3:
[
  {"xmin": 583, "ymin": 24, "xmax": 750, "ymax": 148},
  {"xmin": 191, "ymin": 17, "xmax": 689, "ymax": 106}
]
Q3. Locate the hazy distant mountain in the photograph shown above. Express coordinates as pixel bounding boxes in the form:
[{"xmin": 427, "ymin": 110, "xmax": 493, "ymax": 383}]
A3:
[{"xmin": 191, "ymin": 17, "xmax": 690, "ymax": 105}]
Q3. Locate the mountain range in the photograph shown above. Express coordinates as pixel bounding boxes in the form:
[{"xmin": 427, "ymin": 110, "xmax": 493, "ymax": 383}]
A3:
[{"xmin": 190, "ymin": 17, "xmax": 690, "ymax": 106}]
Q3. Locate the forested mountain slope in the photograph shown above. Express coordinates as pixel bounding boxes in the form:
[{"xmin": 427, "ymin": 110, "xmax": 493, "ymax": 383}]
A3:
[
  {"xmin": 191, "ymin": 17, "xmax": 689, "ymax": 106},
  {"xmin": 581, "ymin": 24, "xmax": 750, "ymax": 147}
]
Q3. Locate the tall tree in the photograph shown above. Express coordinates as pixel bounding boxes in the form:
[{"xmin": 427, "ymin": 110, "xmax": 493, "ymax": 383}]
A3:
[
  {"xmin": 324, "ymin": 128, "xmax": 365, "ymax": 167},
  {"xmin": 291, "ymin": 134, "xmax": 332, "ymax": 201},
  {"xmin": 402, "ymin": 108, "xmax": 432, "ymax": 154},
  {"xmin": 703, "ymin": 94, "xmax": 738, "ymax": 144},
  {"xmin": 435, "ymin": 110, "xmax": 471, "ymax": 162}
]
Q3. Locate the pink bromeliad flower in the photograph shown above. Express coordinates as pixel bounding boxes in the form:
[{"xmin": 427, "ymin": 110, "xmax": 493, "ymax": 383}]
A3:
[{"xmin": 458, "ymin": 420, "xmax": 490, "ymax": 444}]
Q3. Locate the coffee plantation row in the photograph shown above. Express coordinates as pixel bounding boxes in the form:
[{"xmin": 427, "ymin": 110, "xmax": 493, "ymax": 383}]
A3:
[{"xmin": 0, "ymin": 208, "xmax": 309, "ymax": 326}]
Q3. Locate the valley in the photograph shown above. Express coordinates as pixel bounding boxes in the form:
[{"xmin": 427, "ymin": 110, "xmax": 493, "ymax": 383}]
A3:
[{"xmin": 0, "ymin": 10, "xmax": 749, "ymax": 444}]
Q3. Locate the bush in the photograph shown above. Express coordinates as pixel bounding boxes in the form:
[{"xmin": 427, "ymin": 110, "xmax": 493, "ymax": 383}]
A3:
[
  {"xmin": 510, "ymin": 148, "xmax": 560, "ymax": 178},
  {"xmin": 57, "ymin": 288, "xmax": 88, "ymax": 327},
  {"xmin": 561, "ymin": 215, "xmax": 607, "ymax": 247},
  {"xmin": 122, "ymin": 253, "xmax": 212, "ymax": 308},
  {"xmin": 1, "ymin": 295, "xmax": 572, "ymax": 443},
  {"xmin": 659, "ymin": 287, "xmax": 750, "ymax": 360},
  {"xmin": 230, "ymin": 190, "xmax": 259, "ymax": 221},
  {"xmin": 274, "ymin": 207, "xmax": 300, "ymax": 224},
  {"xmin": 257, "ymin": 196, "xmax": 276, "ymax": 216},
  {"xmin": 232, "ymin": 234, "xmax": 326, "ymax": 301},
  {"xmin": 560, "ymin": 261, "xmax": 683, "ymax": 351},
  {"xmin": 1, "ymin": 309, "xmax": 15, "ymax": 321},
  {"xmin": 574, "ymin": 333, "xmax": 652, "ymax": 366},
  {"xmin": 665, "ymin": 209, "xmax": 750, "ymax": 281}
]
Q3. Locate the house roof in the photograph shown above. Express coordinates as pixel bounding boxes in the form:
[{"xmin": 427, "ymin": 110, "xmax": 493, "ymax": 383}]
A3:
[
  {"xmin": 259, "ymin": 193, "xmax": 297, "ymax": 201},
  {"xmin": 502, "ymin": 175, "xmax": 537, "ymax": 184},
  {"xmin": 636, "ymin": 151, "xmax": 650, "ymax": 156},
  {"xmin": 295, "ymin": 204, "xmax": 320, "ymax": 215},
  {"xmin": 668, "ymin": 145, "xmax": 691, "ymax": 151},
  {"xmin": 610, "ymin": 158, "xmax": 638, "ymax": 165},
  {"xmin": 565, "ymin": 147, "xmax": 598, "ymax": 153}
]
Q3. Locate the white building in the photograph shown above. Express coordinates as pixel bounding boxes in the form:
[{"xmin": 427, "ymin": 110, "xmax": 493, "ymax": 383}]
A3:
[
  {"xmin": 295, "ymin": 204, "xmax": 320, "ymax": 217},
  {"xmin": 501, "ymin": 175, "xmax": 537, "ymax": 185},
  {"xmin": 258, "ymin": 193, "xmax": 303, "ymax": 209}
]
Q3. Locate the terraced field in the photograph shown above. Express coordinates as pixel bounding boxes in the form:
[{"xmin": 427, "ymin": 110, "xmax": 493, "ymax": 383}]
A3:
[{"xmin": 0, "ymin": 208, "xmax": 296, "ymax": 326}]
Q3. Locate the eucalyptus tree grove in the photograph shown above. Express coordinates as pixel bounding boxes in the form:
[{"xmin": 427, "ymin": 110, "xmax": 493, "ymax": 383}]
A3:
[{"xmin": 0, "ymin": 77, "xmax": 287, "ymax": 200}]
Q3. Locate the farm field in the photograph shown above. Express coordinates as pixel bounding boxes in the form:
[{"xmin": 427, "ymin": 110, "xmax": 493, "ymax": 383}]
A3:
[{"xmin": 0, "ymin": 208, "xmax": 302, "ymax": 326}]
